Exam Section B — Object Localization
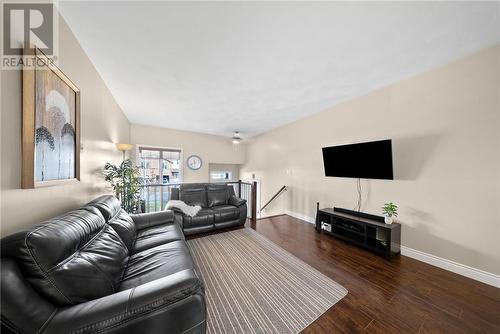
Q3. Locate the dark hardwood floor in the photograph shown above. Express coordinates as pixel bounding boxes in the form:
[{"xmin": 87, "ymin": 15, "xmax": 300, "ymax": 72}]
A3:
[{"xmin": 245, "ymin": 215, "xmax": 500, "ymax": 334}]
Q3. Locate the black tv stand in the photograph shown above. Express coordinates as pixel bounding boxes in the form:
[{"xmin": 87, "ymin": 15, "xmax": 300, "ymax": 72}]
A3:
[{"xmin": 315, "ymin": 203, "xmax": 401, "ymax": 259}]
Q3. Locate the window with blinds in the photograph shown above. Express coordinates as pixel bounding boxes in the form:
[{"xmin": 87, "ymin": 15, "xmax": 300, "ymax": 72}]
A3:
[
  {"xmin": 210, "ymin": 171, "xmax": 232, "ymax": 182},
  {"xmin": 138, "ymin": 146, "xmax": 182, "ymax": 184}
]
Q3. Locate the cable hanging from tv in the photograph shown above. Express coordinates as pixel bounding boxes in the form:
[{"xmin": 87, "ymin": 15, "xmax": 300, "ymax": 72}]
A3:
[{"xmin": 354, "ymin": 178, "xmax": 362, "ymax": 212}]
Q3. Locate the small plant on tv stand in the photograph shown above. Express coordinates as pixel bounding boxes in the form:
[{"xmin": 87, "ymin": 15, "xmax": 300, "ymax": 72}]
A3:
[{"xmin": 382, "ymin": 202, "xmax": 398, "ymax": 224}]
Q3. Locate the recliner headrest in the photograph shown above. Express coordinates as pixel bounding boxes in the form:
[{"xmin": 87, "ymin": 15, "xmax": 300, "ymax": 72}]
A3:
[
  {"xmin": 179, "ymin": 184, "xmax": 208, "ymax": 207},
  {"xmin": 207, "ymin": 184, "xmax": 230, "ymax": 191},
  {"xmin": 86, "ymin": 195, "xmax": 121, "ymax": 221},
  {"xmin": 179, "ymin": 184, "xmax": 207, "ymax": 192}
]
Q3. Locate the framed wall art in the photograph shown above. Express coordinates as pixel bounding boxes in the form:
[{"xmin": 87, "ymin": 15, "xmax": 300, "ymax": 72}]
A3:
[{"xmin": 22, "ymin": 47, "xmax": 80, "ymax": 188}]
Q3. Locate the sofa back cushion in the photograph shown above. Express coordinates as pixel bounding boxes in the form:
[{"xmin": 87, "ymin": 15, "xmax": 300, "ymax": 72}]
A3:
[
  {"xmin": 108, "ymin": 210, "xmax": 136, "ymax": 250},
  {"xmin": 86, "ymin": 195, "xmax": 136, "ymax": 250},
  {"xmin": 179, "ymin": 184, "xmax": 208, "ymax": 208},
  {"xmin": 1, "ymin": 207, "xmax": 128, "ymax": 306},
  {"xmin": 207, "ymin": 184, "xmax": 230, "ymax": 207},
  {"xmin": 86, "ymin": 194, "xmax": 122, "ymax": 221}
]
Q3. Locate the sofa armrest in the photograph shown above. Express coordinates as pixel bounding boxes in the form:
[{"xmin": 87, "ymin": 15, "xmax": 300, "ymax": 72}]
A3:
[
  {"xmin": 43, "ymin": 269, "xmax": 205, "ymax": 334},
  {"xmin": 229, "ymin": 195, "xmax": 246, "ymax": 207},
  {"xmin": 1, "ymin": 258, "xmax": 57, "ymax": 334},
  {"xmin": 130, "ymin": 210, "xmax": 174, "ymax": 230},
  {"xmin": 173, "ymin": 213, "xmax": 184, "ymax": 229}
]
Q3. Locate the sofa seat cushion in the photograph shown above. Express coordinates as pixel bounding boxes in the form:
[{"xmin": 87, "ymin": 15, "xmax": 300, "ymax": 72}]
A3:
[
  {"xmin": 132, "ymin": 224, "xmax": 185, "ymax": 254},
  {"xmin": 119, "ymin": 241, "xmax": 197, "ymax": 291},
  {"xmin": 1, "ymin": 207, "xmax": 129, "ymax": 306},
  {"xmin": 212, "ymin": 205, "xmax": 240, "ymax": 223},
  {"xmin": 183, "ymin": 208, "xmax": 214, "ymax": 229}
]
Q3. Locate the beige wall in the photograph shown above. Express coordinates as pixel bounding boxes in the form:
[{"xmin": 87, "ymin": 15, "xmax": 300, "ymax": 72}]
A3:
[
  {"xmin": 0, "ymin": 17, "xmax": 130, "ymax": 236},
  {"xmin": 242, "ymin": 45, "xmax": 500, "ymax": 275},
  {"xmin": 131, "ymin": 124, "xmax": 245, "ymax": 183}
]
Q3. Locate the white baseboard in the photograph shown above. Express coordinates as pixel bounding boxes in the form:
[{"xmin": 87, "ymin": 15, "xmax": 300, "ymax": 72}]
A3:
[
  {"xmin": 284, "ymin": 210, "xmax": 315, "ymax": 224},
  {"xmin": 283, "ymin": 211, "xmax": 500, "ymax": 288},
  {"xmin": 400, "ymin": 246, "xmax": 500, "ymax": 288}
]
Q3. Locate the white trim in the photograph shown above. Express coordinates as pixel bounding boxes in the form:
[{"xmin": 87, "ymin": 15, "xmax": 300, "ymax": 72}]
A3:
[
  {"xmin": 283, "ymin": 211, "xmax": 500, "ymax": 288},
  {"xmin": 284, "ymin": 210, "xmax": 315, "ymax": 224},
  {"xmin": 400, "ymin": 246, "xmax": 500, "ymax": 288}
]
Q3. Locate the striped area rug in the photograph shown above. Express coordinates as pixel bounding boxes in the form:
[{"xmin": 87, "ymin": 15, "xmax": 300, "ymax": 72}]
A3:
[{"xmin": 187, "ymin": 228, "xmax": 348, "ymax": 334}]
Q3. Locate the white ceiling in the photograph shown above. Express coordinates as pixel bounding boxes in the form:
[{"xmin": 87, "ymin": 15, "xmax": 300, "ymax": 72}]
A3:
[{"xmin": 59, "ymin": 1, "xmax": 500, "ymax": 138}]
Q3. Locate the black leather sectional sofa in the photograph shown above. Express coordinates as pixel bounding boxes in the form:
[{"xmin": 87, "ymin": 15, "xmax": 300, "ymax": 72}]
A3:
[
  {"xmin": 171, "ymin": 183, "xmax": 247, "ymax": 235},
  {"xmin": 1, "ymin": 189, "xmax": 247, "ymax": 334}
]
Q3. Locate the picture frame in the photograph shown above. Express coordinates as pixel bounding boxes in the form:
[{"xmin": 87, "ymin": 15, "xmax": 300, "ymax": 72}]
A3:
[{"xmin": 22, "ymin": 47, "xmax": 81, "ymax": 188}]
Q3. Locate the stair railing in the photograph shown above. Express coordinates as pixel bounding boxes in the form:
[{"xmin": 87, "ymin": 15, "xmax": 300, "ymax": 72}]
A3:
[{"xmin": 260, "ymin": 185, "xmax": 287, "ymax": 212}]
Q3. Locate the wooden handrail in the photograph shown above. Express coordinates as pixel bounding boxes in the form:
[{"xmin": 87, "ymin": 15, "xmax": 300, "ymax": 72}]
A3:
[{"xmin": 260, "ymin": 185, "xmax": 287, "ymax": 212}]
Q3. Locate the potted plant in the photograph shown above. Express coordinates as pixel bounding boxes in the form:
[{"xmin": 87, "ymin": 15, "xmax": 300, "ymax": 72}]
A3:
[
  {"xmin": 104, "ymin": 159, "xmax": 142, "ymax": 213},
  {"xmin": 382, "ymin": 202, "xmax": 398, "ymax": 224}
]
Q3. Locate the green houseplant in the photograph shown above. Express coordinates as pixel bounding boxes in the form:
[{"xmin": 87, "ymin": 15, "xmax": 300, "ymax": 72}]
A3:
[
  {"xmin": 382, "ymin": 202, "xmax": 398, "ymax": 224},
  {"xmin": 104, "ymin": 159, "xmax": 142, "ymax": 213}
]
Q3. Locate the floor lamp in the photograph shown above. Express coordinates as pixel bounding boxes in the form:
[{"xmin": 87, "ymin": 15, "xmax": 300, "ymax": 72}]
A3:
[{"xmin": 116, "ymin": 143, "xmax": 133, "ymax": 161}]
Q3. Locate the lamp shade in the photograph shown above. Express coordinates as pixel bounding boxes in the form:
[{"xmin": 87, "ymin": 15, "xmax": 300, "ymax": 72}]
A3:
[{"xmin": 115, "ymin": 143, "xmax": 133, "ymax": 151}]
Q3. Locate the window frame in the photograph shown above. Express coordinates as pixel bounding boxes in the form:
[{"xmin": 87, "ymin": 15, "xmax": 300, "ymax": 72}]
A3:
[
  {"xmin": 135, "ymin": 145, "xmax": 183, "ymax": 185},
  {"xmin": 210, "ymin": 170, "xmax": 232, "ymax": 182}
]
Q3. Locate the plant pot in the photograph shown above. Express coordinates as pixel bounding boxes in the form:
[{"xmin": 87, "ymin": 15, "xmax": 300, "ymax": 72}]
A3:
[{"xmin": 384, "ymin": 216, "xmax": 393, "ymax": 224}]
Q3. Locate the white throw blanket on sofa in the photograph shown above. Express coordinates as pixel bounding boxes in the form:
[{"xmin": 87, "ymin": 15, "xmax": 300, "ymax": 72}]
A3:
[{"xmin": 165, "ymin": 200, "xmax": 201, "ymax": 217}]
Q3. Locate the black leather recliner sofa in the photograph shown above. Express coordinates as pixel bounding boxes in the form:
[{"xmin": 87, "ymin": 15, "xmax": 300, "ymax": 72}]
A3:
[
  {"xmin": 170, "ymin": 183, "xmax": 247, "ymax": 235},
  {"xmin": 0, "ymin": 195, "xmax": 207, "ymax": 334}
]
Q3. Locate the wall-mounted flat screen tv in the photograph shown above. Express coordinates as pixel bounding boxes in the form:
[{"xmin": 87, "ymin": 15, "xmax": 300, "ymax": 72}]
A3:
[{"xmin": 322, "ymin": 139, "xmax": 393, "ymax": 180}]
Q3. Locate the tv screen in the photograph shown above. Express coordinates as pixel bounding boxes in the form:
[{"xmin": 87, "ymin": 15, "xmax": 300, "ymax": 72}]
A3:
[{"xmin": 322, "ymin": 139, "xmax": 393, "ymax": 180}]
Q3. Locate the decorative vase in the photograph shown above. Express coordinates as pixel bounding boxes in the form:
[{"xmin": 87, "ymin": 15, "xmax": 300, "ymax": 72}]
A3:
[{"xmin": 384, "ymin": 216, "xmax": 393, "ymax": 224}]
